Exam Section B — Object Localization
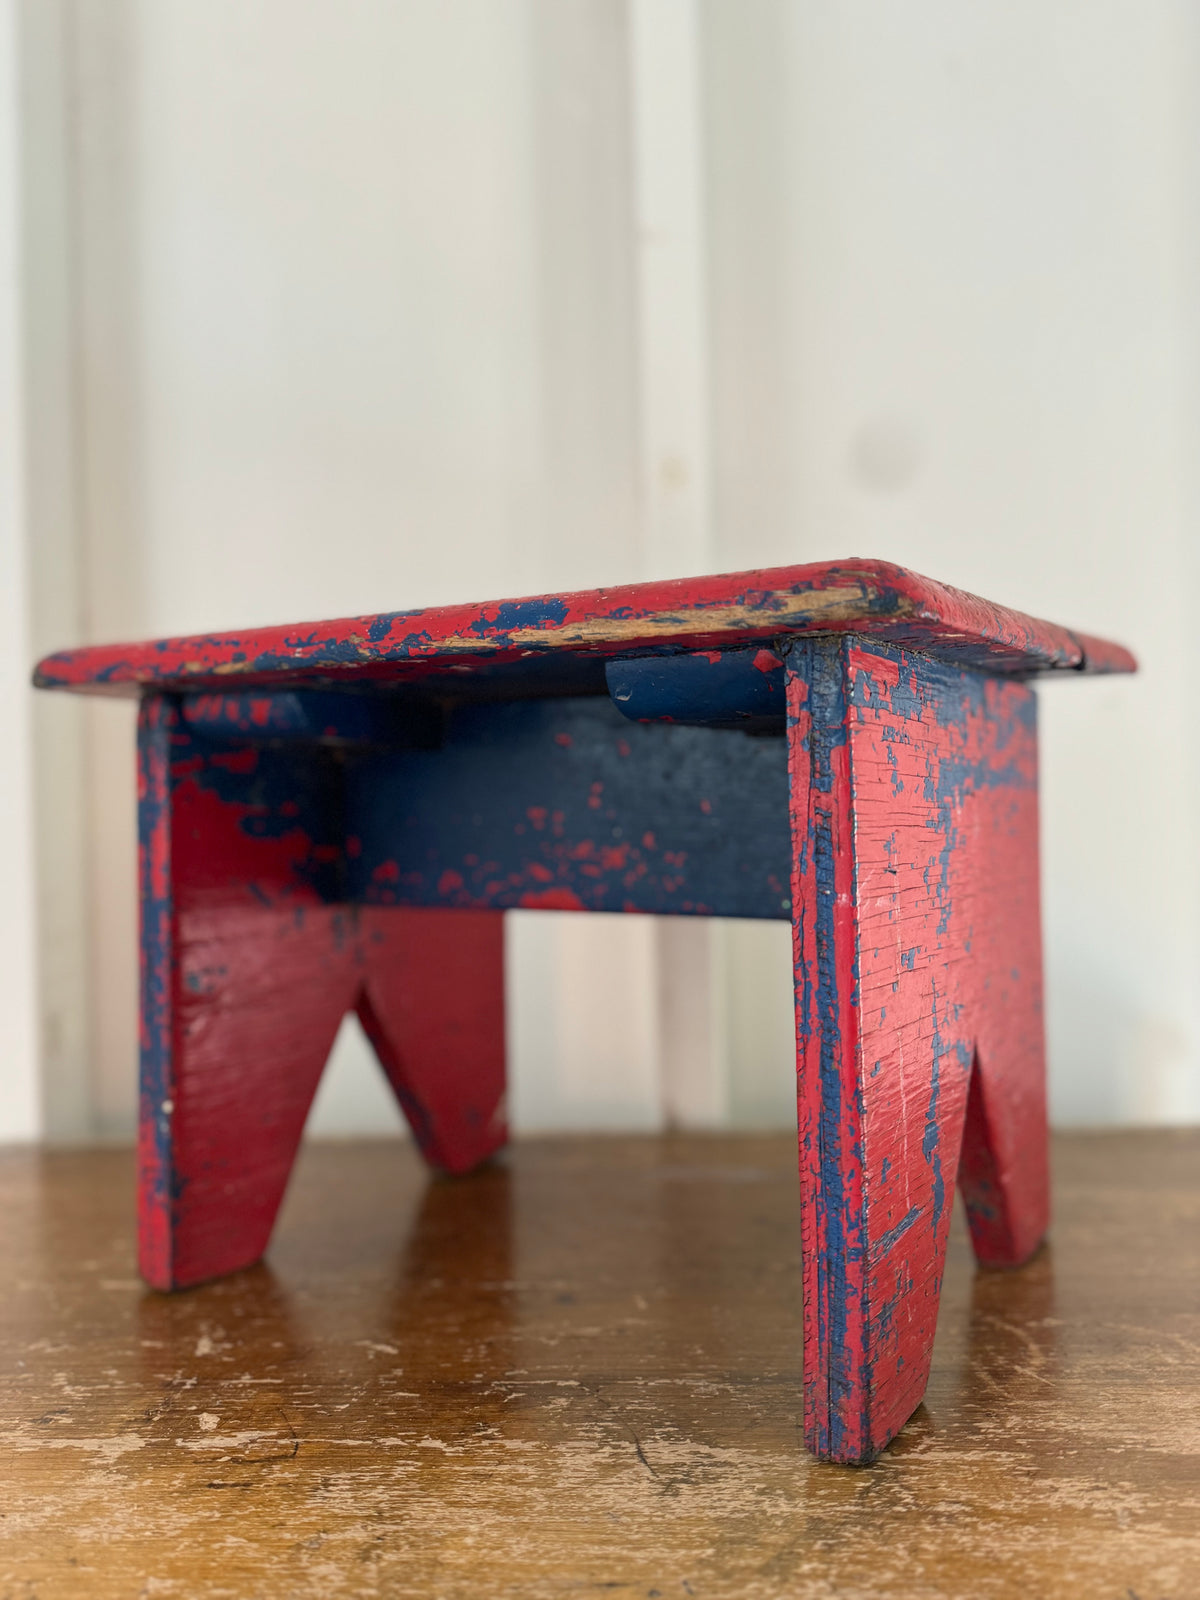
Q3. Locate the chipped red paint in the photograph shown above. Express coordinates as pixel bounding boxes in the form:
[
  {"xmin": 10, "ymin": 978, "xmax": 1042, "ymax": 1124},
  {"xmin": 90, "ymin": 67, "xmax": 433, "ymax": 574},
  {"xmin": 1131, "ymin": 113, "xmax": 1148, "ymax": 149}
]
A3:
[
  {"xmin": 36, "ymin": 564, "xmax": 1135, "ymax": 1463},
  {"xmin": 788, "ymin": 638, "xmax": 1047, "ymax": 1462},
  {"xmin": 518, "ymin": 887, "xmax": 586, "ymax": 911},
  {"xmin": 135, "ymin": 699, "xmax": 504, "ymax": 1291},
  {"xmin": 33, "ymin": 558, "xmax": 1135, "ymax": 697},
  {"xmin": 152, "ymin": 898, "xmax": 504, "ymax": 1291}
]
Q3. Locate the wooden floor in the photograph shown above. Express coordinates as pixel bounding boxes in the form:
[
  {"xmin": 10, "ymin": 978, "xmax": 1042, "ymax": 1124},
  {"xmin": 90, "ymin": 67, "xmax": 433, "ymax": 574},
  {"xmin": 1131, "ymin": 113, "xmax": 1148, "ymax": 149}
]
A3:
[{"xmin": 1, "ymin": 1131, "xmax": 1197, "ymax": 1599}]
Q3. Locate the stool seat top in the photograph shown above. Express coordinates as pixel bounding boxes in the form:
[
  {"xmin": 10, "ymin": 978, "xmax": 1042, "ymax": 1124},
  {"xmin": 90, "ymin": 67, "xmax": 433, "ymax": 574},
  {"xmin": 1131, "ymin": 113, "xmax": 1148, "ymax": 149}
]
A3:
[{"xmin": 33, "ymin": 558, "xmax": 1135, "ymax": 699}]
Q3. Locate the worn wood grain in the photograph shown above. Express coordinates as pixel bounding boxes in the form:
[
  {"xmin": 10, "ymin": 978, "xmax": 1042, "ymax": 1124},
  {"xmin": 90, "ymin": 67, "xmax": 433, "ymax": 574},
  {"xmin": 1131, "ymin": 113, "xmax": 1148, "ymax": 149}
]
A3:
[{"xmin": 0, "ymin": 1132, "xmax": 1196, "ymax": 1598}]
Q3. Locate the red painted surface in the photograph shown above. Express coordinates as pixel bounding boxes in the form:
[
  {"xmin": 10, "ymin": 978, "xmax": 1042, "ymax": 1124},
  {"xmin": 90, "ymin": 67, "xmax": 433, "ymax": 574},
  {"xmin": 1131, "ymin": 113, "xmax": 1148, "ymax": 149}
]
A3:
[
  {"xmin": 788, "ymin": 639, "xmax": 1047, "ymax": 1463},
  {"xmin": 356, "ymin": 907, "xmax": 506, "ymax": 1175},
  {"xmin": 154, "ymin": 901, "xmax": 361, "ymax": 1291},
  {"xmin": 146, "ymin": 902, "xmax": 505, "ymax": 1293},
  {"xmin": 34, "ymin": 558, "xmax": 1135, "ymax": 695},
  {"xmin": 137, "ymin": 699, "xmax": 505, "ymax": 1291}
]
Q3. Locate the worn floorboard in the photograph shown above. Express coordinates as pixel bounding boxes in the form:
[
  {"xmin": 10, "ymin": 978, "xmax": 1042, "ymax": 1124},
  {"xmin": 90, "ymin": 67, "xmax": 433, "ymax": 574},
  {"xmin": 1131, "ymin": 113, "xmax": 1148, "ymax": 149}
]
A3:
[{"xmin": 1, "ymin": 1130, "xmax": 1197, "ymax": 1598}]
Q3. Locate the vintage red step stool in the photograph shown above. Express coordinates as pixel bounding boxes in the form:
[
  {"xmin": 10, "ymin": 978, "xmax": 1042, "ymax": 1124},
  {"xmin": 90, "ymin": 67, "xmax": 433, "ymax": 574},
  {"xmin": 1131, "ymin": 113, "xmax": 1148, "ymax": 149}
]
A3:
[{"xmin": 35, "ymin": 558, "xmax": 1135, "ymax": 1464}]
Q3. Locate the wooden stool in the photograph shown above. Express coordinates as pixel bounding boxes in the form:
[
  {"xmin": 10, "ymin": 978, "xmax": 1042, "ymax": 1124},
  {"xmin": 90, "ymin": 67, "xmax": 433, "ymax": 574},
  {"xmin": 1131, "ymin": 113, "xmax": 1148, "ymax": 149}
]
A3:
[{"xmin": 35, "ymin": 559, "xmax": 1134, "ymax": 1463}]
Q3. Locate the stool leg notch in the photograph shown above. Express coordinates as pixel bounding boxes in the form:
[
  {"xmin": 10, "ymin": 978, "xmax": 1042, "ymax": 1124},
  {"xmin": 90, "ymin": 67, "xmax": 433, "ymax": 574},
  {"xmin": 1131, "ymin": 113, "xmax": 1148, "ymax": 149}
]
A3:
[
  {"xmin": 136, "ymin": 697, "xmax": 507, "ymax": 1291},
  {"xmin": 355, "ymin": 908, "xmax": 507, "ymax": 1176},
  {"xmin": 959, "ymin": 1045, "xmax": 1049, "ymax": 1270},
  {"xmin": 787, "ymin": 639, "xmax": 1048, "ymax": 1464}
]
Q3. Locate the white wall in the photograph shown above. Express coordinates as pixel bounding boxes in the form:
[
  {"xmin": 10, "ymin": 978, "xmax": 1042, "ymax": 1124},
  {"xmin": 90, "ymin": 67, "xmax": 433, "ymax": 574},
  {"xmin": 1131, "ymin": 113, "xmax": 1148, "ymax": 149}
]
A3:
[
  {"xmin": 9, "ymin": 0, "xmax": 1199, "ymax": 1143},
  {"xmin": 0, "ymin": 0, "xmax": 40, "ymax": 1142},
  {"xmin": 703, "ymin": 0, "xmax": 1200, "ymax": 1124},
  {"xmin": 45, "ymin": 0, "xmax": 755, "ymax": 1142}
]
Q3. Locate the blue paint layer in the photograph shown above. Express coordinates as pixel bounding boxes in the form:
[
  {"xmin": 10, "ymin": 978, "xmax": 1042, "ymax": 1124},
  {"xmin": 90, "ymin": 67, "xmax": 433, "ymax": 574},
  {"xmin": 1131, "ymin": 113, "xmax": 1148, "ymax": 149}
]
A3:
[
  {"xmin": 473, "ymin": 596, "xmax": 572, "ymax": 636},
  {"xmin": 606, "ymin": 646, "xmax": 785, "ymax": 730},
  {"xmin": 137, "ymin": 696, "xmax": 177, "ymax": 1229},
  {"xmin": 182, "ymin": 690, "xmax": 442, "ymax": 748},
  {"xmin": 169, "ymin": 691, "xmax": 792, "ymax": 920},
  {"xmin": 347, "ymin": 696, "xmax": 792, "ymax": 919},
  {"xmin": 870, "ymin": 1205, "xmax": 921, "ymax": 1263},
  {"xmin": 787, "ymin": 637, "xmax": 857, "ymax": 1461}
]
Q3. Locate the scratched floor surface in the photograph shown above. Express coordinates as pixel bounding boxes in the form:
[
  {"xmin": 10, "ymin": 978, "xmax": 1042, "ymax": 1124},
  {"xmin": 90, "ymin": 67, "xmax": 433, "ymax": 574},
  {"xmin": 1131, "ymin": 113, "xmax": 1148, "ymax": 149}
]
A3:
[{"xmin": 1, "ymin": 1131, "xmax": 1197, "ymax": 1599}]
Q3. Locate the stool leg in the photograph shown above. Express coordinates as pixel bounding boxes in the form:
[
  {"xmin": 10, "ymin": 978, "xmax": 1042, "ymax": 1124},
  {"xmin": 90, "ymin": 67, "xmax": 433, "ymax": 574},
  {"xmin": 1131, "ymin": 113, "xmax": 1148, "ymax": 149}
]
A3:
[
  {"xmin": 957, "ymin": 860, "xmax": 1049, "ymax": 1269},
  {"xmin": 958, "ymin": 1052, "xmax": 1048, "ymax": 1267},
  {"xmin": 137, "ymin": 696, "xmax": 359, "ymax": 1290},
  {"xmin": 788, "ymin": 639, "xmax": 1047, "ymax": 1463},
  {"xmin": 143, "ymin": 903, "xmax": 361, "ymax": 1291},
  {"xmin": 357, "ymin": 907, "xmax": 507, "ymax": 1174},
  {"xmin": 137, "ymin": 701, "xmax": 509, "ymax": 1288}
]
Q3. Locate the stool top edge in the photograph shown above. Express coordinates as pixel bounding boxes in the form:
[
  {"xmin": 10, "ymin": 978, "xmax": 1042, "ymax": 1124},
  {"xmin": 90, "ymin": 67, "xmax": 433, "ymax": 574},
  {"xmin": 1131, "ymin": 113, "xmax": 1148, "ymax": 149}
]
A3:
[{"xmin": 32, "ymin": 557, "xmax": 1137, "ymax": 697}]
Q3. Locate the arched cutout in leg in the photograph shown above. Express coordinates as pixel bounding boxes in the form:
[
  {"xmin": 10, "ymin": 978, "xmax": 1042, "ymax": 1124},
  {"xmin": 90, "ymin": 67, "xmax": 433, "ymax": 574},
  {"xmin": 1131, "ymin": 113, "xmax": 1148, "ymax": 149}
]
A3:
[{"xmin": 357, "ymin": 908, "xmax": 507, "ymax": 1174}]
